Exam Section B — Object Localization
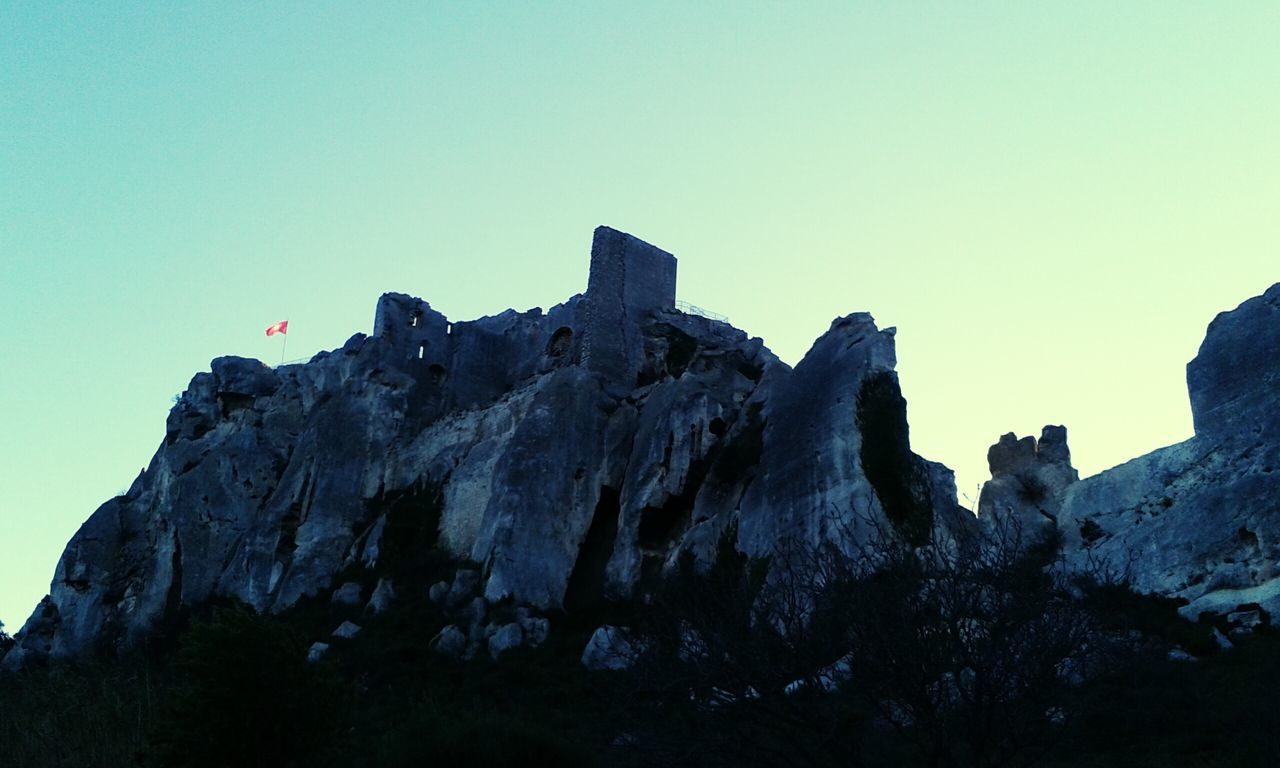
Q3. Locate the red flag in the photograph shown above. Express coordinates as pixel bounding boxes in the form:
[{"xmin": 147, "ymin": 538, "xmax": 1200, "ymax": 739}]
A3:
[{"xmin": 265, "ymin": 320, "xmax": 288, "ymax": 337}]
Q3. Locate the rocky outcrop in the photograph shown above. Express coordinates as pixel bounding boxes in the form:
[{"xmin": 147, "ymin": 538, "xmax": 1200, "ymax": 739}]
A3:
[
  {"xmin": 978, "ymin": 426, "xmax": 1079, "ymax": 532},
  {"xmin": 581, "ymin": 625, "xmax": 640, "ymax": 671},
  {"xmin": 1057, "ymin": 284, "xmax": 1280, "ymax": 623},
  {"xmin": 1187, "ymin": 284, "xmax": 1280, "ymax": 440},
  {"xmin": 3, "ymin": 226, "xmax": 958, "ymax": 668},
  {"xmin": 739, "ymin": 315, "xmax": 966, "ymax": 558}
]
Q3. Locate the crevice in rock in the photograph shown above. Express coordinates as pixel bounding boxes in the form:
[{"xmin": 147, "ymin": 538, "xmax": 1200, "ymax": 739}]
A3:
[
  {"xmin": 217, "ymin": 392, "xmax": 254, "ymax": 418},
  {"xmin": 855, "ymin": 371, "xmax": 933, "ymax": 546},
  {"xmin": 638, "ymin": 454, "xmax": 713, "ymax": 552},
  {"xmin": 164, "ymin": 529, "xmax": 184, "ymax": 624},
  {"xmin": 711, "ymin": 402, "xmax": 765, "ymax": 485},
  {"xmin": 375, "ymin": 481, "xmax": 444, "ymax": 582},
  {"xmin": 564, "ymin": 485, "xmax": 621, "ymax": 613},
  {"xmin": 663, "ymin": 327, "xmax": 698, "ymax": 379},
  {"xmin": 274, "ymin": 465, "xmax": 314, "ymax": 564}
]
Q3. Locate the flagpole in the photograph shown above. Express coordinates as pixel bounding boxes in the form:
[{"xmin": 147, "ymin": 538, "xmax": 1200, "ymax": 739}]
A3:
[{"xmin": 280, "ymin": 332, "xmax": 287, "ymax": 367}]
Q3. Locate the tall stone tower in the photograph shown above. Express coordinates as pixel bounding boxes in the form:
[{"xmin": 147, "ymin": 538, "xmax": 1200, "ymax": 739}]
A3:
[{"xmin": 581, "ymin": 226, "xmax": 677, "ymax": 387}]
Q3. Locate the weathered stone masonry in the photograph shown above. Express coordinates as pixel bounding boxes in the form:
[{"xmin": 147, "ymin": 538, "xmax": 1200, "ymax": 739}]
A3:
[{"xmin": 582, "ymin": 225, "xmax": 678, "ymax": 387}]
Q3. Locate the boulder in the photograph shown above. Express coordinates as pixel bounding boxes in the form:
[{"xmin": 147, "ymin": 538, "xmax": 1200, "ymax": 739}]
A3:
[
  {"xmin": 331, "ymin": 582, "xmax": 363, "ymax": 607},
  {"xmin": 430, "ymin": 625, "xmax": 467, "ymax": 659},
  {"xmin": 427, "ymin": 581, "xmax": 449, "ymax": 604},
  {"xmin": 367, "ymin": 579, "xmax": 395, "ymax": 614},
  {"xmin": 463, "ymin": 597, "xmax": 487, "ymax": 635},
  {"xmin": 581, "ymin": 625, "xmax": 639, "ymax": 671},
  {"xmin": 487, "ymin": 623, "xmax": 525, "ymax": 659},
  {"xmin": 306, "ymin": 642, "xmax": 329, "ymax": 663},
  {"xmin": 332, "ymin": 621, "xmax": 362, "ymax": 640},
  {"xmin": 1227, "ymin": 609, "xmax": 1264, "ymax": 633},
  {"xmin": 517, "ymin": 612, "xmax": 550, "ymax": 648},
  {"xmin": 446, "ymin": 569, "xmax": 481, "ymax": 608}
]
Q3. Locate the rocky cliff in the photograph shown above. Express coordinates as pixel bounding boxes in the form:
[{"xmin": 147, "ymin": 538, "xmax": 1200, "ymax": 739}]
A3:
[
  {"xmin": 981, "ymin": 283, "xmax": 1280, "ymax": 628},
  {"xmin": 6, "ymin": 227, "xmax": 1276, "ymax": 670},
  {"xmin": 3, "ymin": 226, "xmax": 960, "ymax": 668},
  {"xmin": 1058, "ymin": 283, "xmax": 1280, "ymax": 623}
]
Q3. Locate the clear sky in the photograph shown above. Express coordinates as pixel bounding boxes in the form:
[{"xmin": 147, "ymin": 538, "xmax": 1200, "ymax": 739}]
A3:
[{"xmin": 2, "ymin": 2, "xmax": 1277, "ymax": 632}]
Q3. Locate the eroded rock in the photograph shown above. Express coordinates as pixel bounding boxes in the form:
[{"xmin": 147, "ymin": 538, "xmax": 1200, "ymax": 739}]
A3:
[
  {"xmin": 331, "ymin": 582, "xmax": 363, "ymax": 607},
  {"xmin": 431, "ymin": 625, "xmax": 467, "ymax": 659},
  {"xmin": 582, "ymin": 625, "xmax": 639, "ymax": 671},
  {"xmin": 367, "ymin": 579, "xmax": 395, "ymax": 614},
  {"xmin": 332, "ymin": 621, "xmax": 362, "ymax": 640},
  {"xmin": 1058, "ymin": 283, "xmax": 1280, "ymax": 621},
  {"xmin": 487, "ymin": 623, "xmax": 524, "ymax": 659},
  {"xmin": 978, "ymin": 426, "xmax": 1079, "ymax": 533},
  {"xmin": 4, "ymin": 226, "xmax": 967, "ymax": 667}
]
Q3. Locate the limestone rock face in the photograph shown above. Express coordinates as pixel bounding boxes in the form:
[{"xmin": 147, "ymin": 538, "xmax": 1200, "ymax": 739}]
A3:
[
  {"xmin": 3, "ymin": 226, "xmax": 961, "ymax": 668},
  {"xmin": 739, "ymin": 315, "xmax": 966, "ymax": 557},
  {"xmin": 978, "ymin": 426, "xmax": 1079, "ymax": 532},
  {"xmin": 1058, "ymin": 283, "xmax": 1280, "ymax": 620},
  {"xmin": 1187, "ymin": 283, "xmax": 1280, "ymax": 440}
]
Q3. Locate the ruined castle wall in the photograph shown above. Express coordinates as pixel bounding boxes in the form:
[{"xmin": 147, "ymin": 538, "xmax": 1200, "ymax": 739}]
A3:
[
  {"xmin": 582, "ymin": 226, "xmax": 677, "ymax": 385},
  {"xmin": 373, "ymin": 293, "xmax": 451, "ymax": 367}
]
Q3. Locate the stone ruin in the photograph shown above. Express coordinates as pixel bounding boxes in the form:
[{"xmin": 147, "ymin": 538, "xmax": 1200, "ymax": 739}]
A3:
[{"xmin": 4, "ymin": 224, "xmax": 1278, "ymax": 668}]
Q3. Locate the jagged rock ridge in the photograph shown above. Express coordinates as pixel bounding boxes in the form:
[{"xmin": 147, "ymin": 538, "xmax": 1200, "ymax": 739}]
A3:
[
  {"xmin": 1059, "ymin": 283, "xmax": 1280, "ymax": 621},
  {"xmin": 980, "ymin": 283, "xmax": 1280, "ymax": 627},
  {"xmin": 4, "ymin": 226, "xmax": 959, "ymax": 667}
]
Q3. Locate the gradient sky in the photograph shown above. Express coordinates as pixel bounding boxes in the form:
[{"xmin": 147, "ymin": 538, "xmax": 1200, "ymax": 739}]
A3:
[{"xmin": 2, "ymin": 2, "xmax": 1277, "ymax": 632}]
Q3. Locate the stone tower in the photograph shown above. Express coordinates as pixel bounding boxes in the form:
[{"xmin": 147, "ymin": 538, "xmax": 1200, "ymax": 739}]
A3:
[{"xmin": 581, "ymin": 226, "xmax": 678, "ymax": 387}]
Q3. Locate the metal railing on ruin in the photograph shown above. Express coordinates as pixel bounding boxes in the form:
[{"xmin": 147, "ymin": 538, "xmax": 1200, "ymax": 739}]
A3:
[{"xmin": 675, "ymin": 300, "xmax": 729, "ymax": 323}]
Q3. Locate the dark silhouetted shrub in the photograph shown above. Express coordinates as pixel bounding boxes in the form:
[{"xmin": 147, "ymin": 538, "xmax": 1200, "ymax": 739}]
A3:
[{"xmin": 148, "ymin": 604, "xmax": 338, "ymax": 768}]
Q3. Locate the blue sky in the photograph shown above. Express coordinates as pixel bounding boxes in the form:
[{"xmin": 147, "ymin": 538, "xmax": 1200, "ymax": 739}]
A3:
[{"xmin": 2, "ymin": 2, "xmax": 1278, "ymax": 631}]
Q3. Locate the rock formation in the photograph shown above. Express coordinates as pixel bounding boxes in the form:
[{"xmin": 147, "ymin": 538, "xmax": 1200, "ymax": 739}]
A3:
[
  {"xmin": 1057, "ymin": 283, "xmax": 1280, "ymax": 622},
  {"xmin": 977, "ymin": 426, "xmax": 1079, "ymax": 532},
  {"xmin": 977, "ymin": 284, "xmax": 1280, "ymax": 628},
  {"xmin": 6, "ymin": 221, "xmax": 1274, "ymax": 671},
  {"xmin": 3, "ymin": 226, "xmax": 958, "ymax": 668}
]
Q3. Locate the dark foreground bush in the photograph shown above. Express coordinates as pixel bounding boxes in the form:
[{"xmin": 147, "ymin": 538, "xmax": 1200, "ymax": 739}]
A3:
[
  {"xmin": 1050, "ymin": 630, "xmax": 1280, "ymax": 768},
  {"xmin": 147, "ymin": 604, "xmax": 339, "ymax": 768},
  {"xmin": 0, "ymin": 658, "xmax": 156, "ymax": 767},
  {"xmin": 3, "ymin": 527, "xmax": 1278, "ymax": 768},
  {"xmin": 628, "ymin": 519, "xmax": 1118, "ymax": 768}
]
